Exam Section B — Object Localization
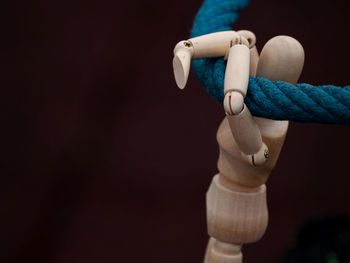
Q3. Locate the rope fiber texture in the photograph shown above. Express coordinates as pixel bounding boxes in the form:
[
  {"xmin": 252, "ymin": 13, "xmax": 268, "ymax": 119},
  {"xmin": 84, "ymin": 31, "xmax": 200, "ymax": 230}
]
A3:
[{"xmin": 190, "ymin": 0, "xmax": 350, "ymax": 125}]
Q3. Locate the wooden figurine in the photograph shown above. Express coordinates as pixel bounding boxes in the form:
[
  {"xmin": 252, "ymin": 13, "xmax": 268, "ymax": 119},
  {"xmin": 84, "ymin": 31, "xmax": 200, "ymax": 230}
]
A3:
[{"xmin": 173, "ymin": 32, "xmax": 305, "ymax": 262}]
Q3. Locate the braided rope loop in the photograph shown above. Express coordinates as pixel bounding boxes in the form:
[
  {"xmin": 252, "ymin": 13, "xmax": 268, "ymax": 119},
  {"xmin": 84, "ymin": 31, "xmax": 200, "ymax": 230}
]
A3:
[{"xmin": 190, "ymin": 0, "xmax": 350, "ymax": 125}]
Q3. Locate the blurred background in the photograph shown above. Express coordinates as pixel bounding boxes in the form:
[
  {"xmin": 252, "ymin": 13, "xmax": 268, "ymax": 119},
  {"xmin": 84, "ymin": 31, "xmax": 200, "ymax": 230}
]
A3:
[{"xmin": 2, "ymin": 0, "xmax": 350, "ymax": 262}]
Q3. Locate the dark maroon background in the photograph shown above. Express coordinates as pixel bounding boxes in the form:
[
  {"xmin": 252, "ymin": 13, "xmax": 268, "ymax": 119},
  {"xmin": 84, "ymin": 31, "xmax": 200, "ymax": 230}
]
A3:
[{"xmin": 2, "ymin": 0, "xmax": 350, "ymax": 262}]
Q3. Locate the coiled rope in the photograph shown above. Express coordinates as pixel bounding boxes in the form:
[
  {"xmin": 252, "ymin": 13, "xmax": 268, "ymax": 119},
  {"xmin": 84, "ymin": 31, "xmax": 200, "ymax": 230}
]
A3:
[{"xmin": 191, "ymin": 0, "xmax": 350, "ymax": 125}]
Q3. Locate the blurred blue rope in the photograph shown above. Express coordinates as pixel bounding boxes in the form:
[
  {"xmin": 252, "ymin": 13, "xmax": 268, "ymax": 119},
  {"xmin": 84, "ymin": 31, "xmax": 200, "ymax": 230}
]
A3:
[{"xmin": 190, "ymin": 0, "xmax": 350, "ymax": 125}]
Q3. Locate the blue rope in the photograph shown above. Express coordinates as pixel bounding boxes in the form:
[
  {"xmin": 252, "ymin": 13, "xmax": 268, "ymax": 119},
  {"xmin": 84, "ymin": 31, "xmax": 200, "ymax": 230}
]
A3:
[{"xmin": 190, "ymin": 0, "xmax": 350, "ymax": 125}]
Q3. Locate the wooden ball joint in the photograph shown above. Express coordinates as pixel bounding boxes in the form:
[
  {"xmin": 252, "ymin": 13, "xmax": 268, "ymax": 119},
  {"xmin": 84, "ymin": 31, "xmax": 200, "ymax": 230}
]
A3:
[{"xmin": 173, "ymin": 33, "xmax": 305, "ymax": 263}]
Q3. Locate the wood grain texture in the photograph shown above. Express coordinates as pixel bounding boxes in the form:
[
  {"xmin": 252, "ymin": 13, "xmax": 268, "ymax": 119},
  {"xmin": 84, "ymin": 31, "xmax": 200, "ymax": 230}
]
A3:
[
  {"xmin": 207, "ymin": 175, "xmax": 268, "ymax": 243},
  {"xmin": 204, "ymin": 35, "xmax": 305, "ymax": 263},
  {"xmin": 205, "ymin": 238, "xmax": 242, "ymax": 263},
  {"xmin": 190, "ymin": 31, "xmax": 240, "ymax": 59},
  {"xmin": 224, "ymin": 44, "xmax": 250, "ymax": 96}
]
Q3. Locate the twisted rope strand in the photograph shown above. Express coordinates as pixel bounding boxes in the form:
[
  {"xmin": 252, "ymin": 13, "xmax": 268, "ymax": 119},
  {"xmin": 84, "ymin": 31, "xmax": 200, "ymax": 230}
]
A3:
[{"xmin": 190, "ymin": 0, "xmax": 350, "ymax": 125}]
